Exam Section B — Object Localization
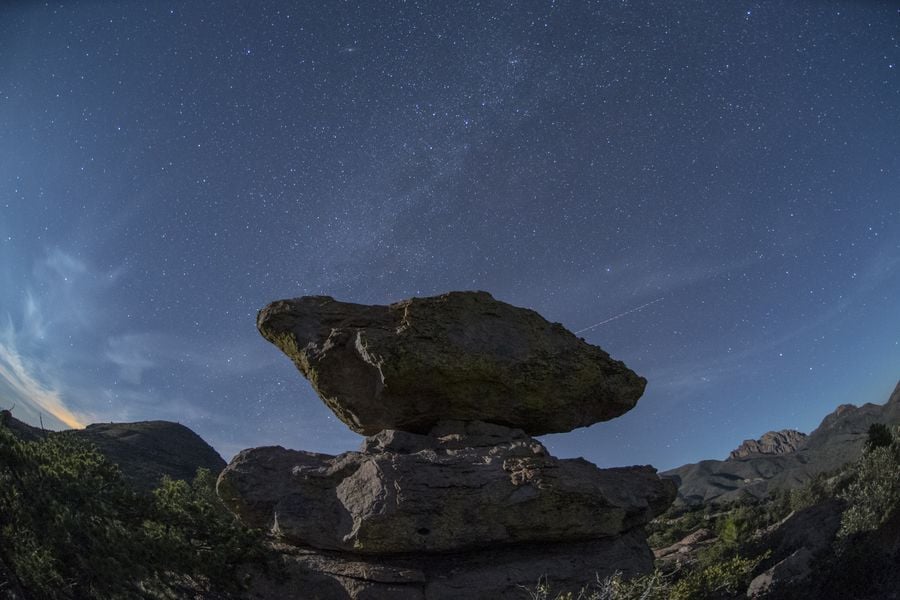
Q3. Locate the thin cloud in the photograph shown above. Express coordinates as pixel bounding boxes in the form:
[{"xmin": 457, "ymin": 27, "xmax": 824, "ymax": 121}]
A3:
[
  {"xmin": 0, "ymin": 331, "xmax": 85, "ymax": 429},
  {"xmin": 105, "ymin": 334, "xmax": 158, "ymax": 385}
]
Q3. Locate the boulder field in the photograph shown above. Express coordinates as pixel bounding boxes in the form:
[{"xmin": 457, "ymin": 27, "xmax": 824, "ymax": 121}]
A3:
[{"xmin": 219, "ymin": 291, "xmax": 675, "ymax": 599}]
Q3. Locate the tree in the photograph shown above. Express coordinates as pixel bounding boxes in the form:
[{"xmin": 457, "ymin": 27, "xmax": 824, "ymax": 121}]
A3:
[{"xmin": 865, "ymin": 422, "xmax": 893, "ymax": 452}]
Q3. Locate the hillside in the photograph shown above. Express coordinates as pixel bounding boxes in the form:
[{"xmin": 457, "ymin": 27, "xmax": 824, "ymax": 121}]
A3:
[
  {"xmin": 663, "ymin": 381, "xmax": 900, "ymax": 506},
  {"xmin": 0, "ymin": 412, "xmax": 260, "ymax": 599},
  {"xmin": 0, "ymin": 410, "xmax": 225, "ymax": 491}
]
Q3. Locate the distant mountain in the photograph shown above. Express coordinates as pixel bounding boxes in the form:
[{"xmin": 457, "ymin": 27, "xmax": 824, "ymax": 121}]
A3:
[
  {"xmin": 728, "ymin": 429, "xmax": 807, "ymax": 460},
  {"xmin": 0, "ymin": 411, "xmax": 225, "ymax": 492},
  {"xmin": 67, "ymin": 421, "xmax": 226, "ymax": 491},
  {"xmin": 663, "ymin": 381, "xmax": 900, "ymax": 506}
]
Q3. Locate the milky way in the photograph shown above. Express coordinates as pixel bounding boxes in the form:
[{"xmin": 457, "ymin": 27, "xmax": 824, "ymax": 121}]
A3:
[{"xmin": 1, "ymin": 1, "xmax": 898, "ymax": 469}]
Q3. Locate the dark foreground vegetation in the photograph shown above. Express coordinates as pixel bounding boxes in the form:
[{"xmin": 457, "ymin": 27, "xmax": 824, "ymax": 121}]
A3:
[
  {"xmin": 531, "ymin": 423, "xmax": 900, "ymax": 599},
  {"xmin": 0, "ymin": 425, "xmax": 266, "ymax": 599},
  {"xmin": 2, "ymin": 418, "xmax": 898, "ymax": 599}
]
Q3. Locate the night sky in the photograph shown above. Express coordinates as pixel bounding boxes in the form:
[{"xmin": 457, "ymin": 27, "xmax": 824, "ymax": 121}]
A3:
[{"xmin": 1, "ymin": 1, "xmax": 898, "ymax": 470}]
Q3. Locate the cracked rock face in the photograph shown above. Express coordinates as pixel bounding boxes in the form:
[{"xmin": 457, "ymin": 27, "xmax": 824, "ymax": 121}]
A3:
[
  {"xmin": 217, "ymin": 422, "xmax": 675, "ymax": 554},
  {"xmin": 728, "ymin": 429, "xmax": 808, "ymax": 460},
  {"xmin": 242, "ymin": 532, "xmax": 655, "ymax": 600},
  {"xmin": 256, "ymin": 291, "xmax": 646, "ymax": 436}
]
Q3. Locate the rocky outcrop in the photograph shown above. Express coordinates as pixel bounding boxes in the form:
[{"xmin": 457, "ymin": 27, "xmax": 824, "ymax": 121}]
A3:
[
  {"xmin": 664, "ymin": 380, "xmax": 900, "ymax": 506},
  {"xmin": 219, "ymin": 422, "xmax": 674, "ymax": 554},
  {"xmin": 243, "ymin": 532, "xmax": 655, "ymax": 600},
  {"xmin": 256, "ymin": 291, "xmax": 645, "ymax": 436},
  {"xmin": 728, "ymin": 430, "xmax": 807, "ymax": 460},
  {"xmin": 653, "ymin": 528, "xmax": 717, "ymax": 569},
  {"xmin": 221, "ymin": 291, "xmax": 674, "ymax": 598},
  {"xmin": 746, "ymin": 500, "xmax": 844, "ymax": 598}
]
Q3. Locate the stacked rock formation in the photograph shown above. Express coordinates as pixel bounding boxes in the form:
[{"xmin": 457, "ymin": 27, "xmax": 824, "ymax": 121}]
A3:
[{"xmin": 218, "ymin": 291, "xmax": 675, "ymax": 599}]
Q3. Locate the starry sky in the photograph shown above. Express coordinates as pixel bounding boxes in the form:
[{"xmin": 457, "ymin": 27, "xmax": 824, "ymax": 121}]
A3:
[{"xmin": 1, "ymin": 1, "xmax": 898, "ymax": 471}]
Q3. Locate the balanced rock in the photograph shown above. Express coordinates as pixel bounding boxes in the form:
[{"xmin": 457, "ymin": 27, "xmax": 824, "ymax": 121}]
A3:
[
  {"xmin": 217, "ymin": 421, "xmax": 675, "ymax": 554},
  {"xmin": 257, "ymin": 291, "xmax": 646, "ymax": 436}
]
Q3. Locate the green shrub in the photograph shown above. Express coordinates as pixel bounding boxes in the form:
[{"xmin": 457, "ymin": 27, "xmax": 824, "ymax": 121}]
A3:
[
  {"xmin": 523, "ymin": 570, "xmax": 669, "ymax": 600},
  {"xmin": 789, "ymin": 472, "xmax": 832, "ymax": 513},
  {"xmin": 523, "ymin": 552, "xmax": 767, "ymax": 600},
  {"xmin": 669, "ymin": 552, "xmax": 768, "ymax": 600},
  {"xmin": 646, "ymin": 505, "xmax": 707, "ymax": 548},
  {"xmin": 0, "ymin": 426, "xmax": 265, "ymax": 599},
  {"xmin": 865, "ymin": 422, "xmax": 893, "ymax": 452},
  {"xmin": 716, "ymin": 505, "xmax": 755, "ymax": 547},
  {"xmin": 838, "ymin": 426, "xmax": 900, "ymax": 538}
]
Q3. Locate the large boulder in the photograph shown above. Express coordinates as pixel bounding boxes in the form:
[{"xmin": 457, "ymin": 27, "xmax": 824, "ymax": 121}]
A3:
[
  {"xmin": 218, "ymin": 421, "xmax": 675, "ymax": 554},
  {"xmin": 257, "ymin": 291, "xmax": 646, "ymax": 436}
]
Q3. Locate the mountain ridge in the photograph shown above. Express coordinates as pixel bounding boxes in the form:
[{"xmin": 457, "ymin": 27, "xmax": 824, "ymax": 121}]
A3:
[
  {"xmin": 0, "ymin": 410, "xmax": 225, "ymax": 491},
  {"xmin": 728, "ymin": 429, "xmax": 807, "ymax": 460},
  {"xmin": 663, "ymin": 380, "xmax": 900, "ymax": 506}
]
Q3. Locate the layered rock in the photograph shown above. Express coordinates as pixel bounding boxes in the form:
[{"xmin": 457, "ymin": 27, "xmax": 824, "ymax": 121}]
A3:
[
  {"xmin": 221, "ymin": 291, "xmax": 673, "ymax": 598},
  {"xmin": 653, "ymin": 528, "xmax": 716, "ymax": 569},
  {"xmin": 256, "ymin": 291, "xmax": 645, "ymax": 436},
  {"xmin": 218, "ymin": 421, "xmax": 674, "ymax": 554},
  {"xmin": 728, "ymin": 429, "xmax": 807, "ymax": 460},
  {"xmin": 243, "ymin": 532, "xmax": 655, "ymax": 600}
]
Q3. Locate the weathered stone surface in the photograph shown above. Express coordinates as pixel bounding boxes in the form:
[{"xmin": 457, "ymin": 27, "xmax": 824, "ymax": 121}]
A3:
[
  {"xmin": 242, "ymin": 531, "xmax": 654, "ymax": 600},
  {"xmin": 653, "ymin": 528, "xmax": 717, "ymax": 568},
  {"xmin": 257, "ymin": 291, "xmax": 646, "ymax": 436},
  {"xmin": 746, "ymin": 547, "xmax": 813, "ymax": 599},
  {"xmin": 745, "ymin": 498, "xmax": 844, "ymax": 598},
  {"xmin": 217, "ymin": 422, "xmax": 675, "ymax": 554},
  {"xmin": 728, "ymin": 429, "xmax": 807, "ymax": 460}
]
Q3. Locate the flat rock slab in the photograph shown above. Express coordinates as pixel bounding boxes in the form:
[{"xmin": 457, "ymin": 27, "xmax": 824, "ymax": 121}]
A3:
[
  {"xmin": 217, "ymin": 422, "xmax": 675, "ymax": 554},
  {"xmin": 257, "ymin": 291, "xmax": 646, "ymax": 435},
  {"xmin": 242, "ymin": 530, "xmax": 654, "ymax": 600}
]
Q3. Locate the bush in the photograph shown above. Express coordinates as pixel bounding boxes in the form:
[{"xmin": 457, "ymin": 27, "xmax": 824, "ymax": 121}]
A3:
[
  {"xmin": 0, "ymin": 426, "xmax": 265, "ymax": 598},
  {"xmin": 789, "ymin": 472, "xmax": 832, "ymax": 513},
  {"xmin": 669, "ymin": 552, "xmax": 768, "ymax": 600},
  {"xmin": 865, "ymin": 423, "xmax": 893, "ymax": 452},
  {"xmin": 646, "ymin": 505, "xmax": 708, "ymax": 548},
  {"xmin": 523, "ymin": 552, "xmax": 767, "ymax": 600},
  {"xmin": 838, "ymin": 426, "xmax": 900, "ymax": 538}
]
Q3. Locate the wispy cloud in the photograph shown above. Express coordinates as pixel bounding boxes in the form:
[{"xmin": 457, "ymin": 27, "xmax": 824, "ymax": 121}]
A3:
[
  {"xmin": 0, "ymin": 327, "xmax": 86, "ymax": 429},
  {"xmin": 0, "ymin": 248, "xmax": 120, "ymax": 428},
  {"xmin": 105, "ymin": 334, "xmax": 158, "ymax": 385},
  {"xmin": 1, "ymin": 246, "xmax": 276, "ymax": 446}
]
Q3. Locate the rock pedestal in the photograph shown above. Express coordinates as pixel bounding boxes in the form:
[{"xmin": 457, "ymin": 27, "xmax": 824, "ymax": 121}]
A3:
[{"xmin": 220, "ymin": 292, "xmax": 675, "ymax": 598}]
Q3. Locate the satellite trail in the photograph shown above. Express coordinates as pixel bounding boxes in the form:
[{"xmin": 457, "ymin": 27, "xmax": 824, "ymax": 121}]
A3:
[{"xmin": 575, "ymin": 297, "xmax": 665, "ymax": 334}]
